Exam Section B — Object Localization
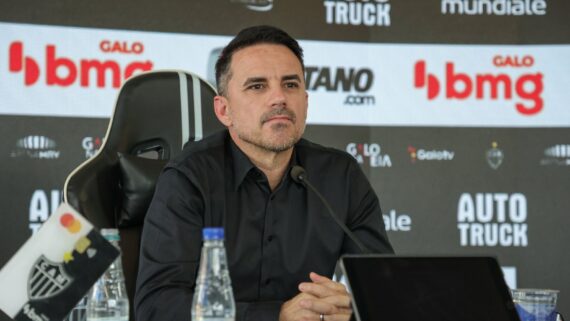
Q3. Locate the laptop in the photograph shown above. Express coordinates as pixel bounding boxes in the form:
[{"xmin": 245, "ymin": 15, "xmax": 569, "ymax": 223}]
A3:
[{"xmin": 339, "ymin": 255, "xmax": 520, "ymax": 321}]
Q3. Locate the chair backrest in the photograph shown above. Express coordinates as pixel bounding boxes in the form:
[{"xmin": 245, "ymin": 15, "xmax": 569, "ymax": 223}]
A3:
[{"xmin": 64, "ymin": 70, "xmax": 223, "ymax": 320}]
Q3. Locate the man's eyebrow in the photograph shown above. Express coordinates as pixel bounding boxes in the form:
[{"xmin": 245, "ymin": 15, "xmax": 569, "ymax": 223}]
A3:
[
  {"xmin": 242, "ymin": 77, "xmax": 267, "ymax": 87},
  {"xmin": 282, "ymin": 74, "xmax": 302, "ymax": 82},
  {"xmin": 242, "ymin": 74, "xmax": 302, "ymax": 87}
]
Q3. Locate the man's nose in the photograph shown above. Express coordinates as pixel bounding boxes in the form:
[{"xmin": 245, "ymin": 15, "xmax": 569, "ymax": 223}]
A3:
[{"xmin": 268, "ymin": 85, "xmax": 287, "ymax": 108}]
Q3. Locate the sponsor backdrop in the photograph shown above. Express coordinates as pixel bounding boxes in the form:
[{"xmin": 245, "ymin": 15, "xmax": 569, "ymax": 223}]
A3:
[{"xmin": 1, "ymin": 0, "xmax": 569, "ymax": 319}]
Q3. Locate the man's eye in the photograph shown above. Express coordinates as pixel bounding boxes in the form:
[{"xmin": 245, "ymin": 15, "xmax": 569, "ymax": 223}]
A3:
[
  {"xmin": 248, "ymin": 84, "xmax": 264, "ymax": 90},
  {"xmin": 285, "ymin": 82, "xmax": 299, "ymax": 88}
]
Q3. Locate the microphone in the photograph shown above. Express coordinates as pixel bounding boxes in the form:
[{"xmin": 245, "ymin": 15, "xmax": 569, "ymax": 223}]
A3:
[{"xmin": 290, "ymin": 165, "xmax": 370, "ymax": 254}]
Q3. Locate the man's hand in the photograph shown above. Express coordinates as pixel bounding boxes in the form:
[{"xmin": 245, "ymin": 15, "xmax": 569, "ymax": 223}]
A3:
[
  {"xmin": 279, "ymin": 292, "xmax": 320, "ymax": 321},
  {"xmin": 295, "ymin": 272, "xmax": 353, "ymax": 321}
]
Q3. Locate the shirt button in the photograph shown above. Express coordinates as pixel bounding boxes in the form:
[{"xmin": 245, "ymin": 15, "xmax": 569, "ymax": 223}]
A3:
[
  {"xmin": 265, "ymin": 278, "xmax": 271, "ymax": 285},
  {"xmin": 267, "ymin": 236, "xmax": 273, "ymax": 242}
]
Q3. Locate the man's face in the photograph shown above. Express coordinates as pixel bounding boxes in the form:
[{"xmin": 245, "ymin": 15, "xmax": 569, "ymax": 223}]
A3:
[{"xmin": 215, "ymin": 44, "xmax": 308, "ymax": 153}]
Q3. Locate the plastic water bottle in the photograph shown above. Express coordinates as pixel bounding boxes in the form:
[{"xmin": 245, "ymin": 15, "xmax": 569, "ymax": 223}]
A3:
[
  {"xmin": 64, "ymin": 295, "xmax": 87, "ymax": 321},
  {"xmin": 192, "ymin": 227, "xmax": 236, "ymax": 321},
  {"xmin": 86, "ymin": 228, "xmax": 129, "ymax": 321}
]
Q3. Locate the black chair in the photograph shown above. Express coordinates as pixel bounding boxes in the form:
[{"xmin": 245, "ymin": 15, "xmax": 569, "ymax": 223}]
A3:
[{"xmin": 64, "ymin": 70, "xmax": 223, "ymax": 320}]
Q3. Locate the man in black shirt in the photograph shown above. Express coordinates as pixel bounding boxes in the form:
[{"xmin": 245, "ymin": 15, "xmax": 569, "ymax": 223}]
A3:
[{"xmin": 135, "ymin": 25, "xmax": 393, "ymax": 321}]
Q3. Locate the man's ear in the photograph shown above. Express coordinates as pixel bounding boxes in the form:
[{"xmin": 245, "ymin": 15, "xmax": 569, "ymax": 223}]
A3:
[{"xmin": 213, "ymin": 95, "xmax": 232, "ymax": 127}]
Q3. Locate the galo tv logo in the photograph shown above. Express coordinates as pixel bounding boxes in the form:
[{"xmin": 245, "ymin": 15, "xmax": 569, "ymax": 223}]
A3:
[
  {"xmin": 8, "ymin": 40, "xmax": 153, "ymax": 88},
  {"xmin": 414, "ymin": 55, "xmax": 544, "ymax": 115}
]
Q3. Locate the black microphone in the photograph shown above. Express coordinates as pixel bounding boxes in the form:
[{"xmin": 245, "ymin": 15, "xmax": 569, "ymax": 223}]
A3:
[{"xmin": 290, "ymin": 165, "xmax": 370, "ymax": 254}]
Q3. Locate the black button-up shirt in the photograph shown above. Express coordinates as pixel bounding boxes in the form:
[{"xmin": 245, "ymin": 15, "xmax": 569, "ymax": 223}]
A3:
[{"xmin": 135, "ymin": 130, "xmax": 393, "ymax": 321}]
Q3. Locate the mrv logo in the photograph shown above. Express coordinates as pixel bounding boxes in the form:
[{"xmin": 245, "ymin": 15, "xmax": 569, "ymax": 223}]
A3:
[
  {"xmin": 540, "ymin": 144, "xmax": 570, "ymax": 166},
  {"xmin": 457, "ymin": 193, "xmax": 528, "ymax": 247},
  {"xmin": 306, "ymin": 66, "xmax": 375, "ymax": 105},
  {"xmin": 10, "ymin": 135, "xmax": 60, "ymax": 159},
  {"xmin": 324, "ymin": 0, "xmax": 391, "ymax": 26},
  {"xmin": 347, "ymin": 143, "xmax": 392, "ymax": 167}
]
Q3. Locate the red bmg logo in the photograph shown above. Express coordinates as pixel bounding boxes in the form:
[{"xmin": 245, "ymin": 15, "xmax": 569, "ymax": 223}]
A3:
[
  {"xmin": 414, "ymin": 56, "xmax": 544, "ymax": 115},
  {"xmin": 8, "ymin": 41, "xmax": 153, "ymax": 88}
]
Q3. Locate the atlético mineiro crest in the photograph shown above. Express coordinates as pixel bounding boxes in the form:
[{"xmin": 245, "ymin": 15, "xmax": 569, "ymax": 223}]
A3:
[
  {"xmin": 28, "ymin": 255, "xmax": 72, "ymax": 301},
  {"xmin": 486, "ymin": 141, "xmax": 504, "ymax": 170}
]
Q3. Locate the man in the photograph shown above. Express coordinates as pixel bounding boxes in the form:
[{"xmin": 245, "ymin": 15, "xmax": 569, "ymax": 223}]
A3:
[{"xmin": 135, "ymin": 25, "xmax": 393, "ymax": 321}]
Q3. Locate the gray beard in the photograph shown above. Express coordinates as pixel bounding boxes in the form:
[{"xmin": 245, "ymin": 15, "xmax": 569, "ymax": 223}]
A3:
[{"xmin": 236, "ymin": 123, "xmax": 299, "ymax": 153}]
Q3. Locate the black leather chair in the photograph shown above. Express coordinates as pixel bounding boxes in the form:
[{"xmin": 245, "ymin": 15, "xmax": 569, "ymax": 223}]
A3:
[{"xmin": 64, "ymin": 70, "xmax": 223, "ymax": 320}]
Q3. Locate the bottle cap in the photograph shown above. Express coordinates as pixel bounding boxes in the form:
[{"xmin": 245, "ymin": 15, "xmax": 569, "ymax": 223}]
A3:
[
  {"xmin": 100, "ymin": 228, "xmax": 120, "ymax": 241},
  {"xmin": 203, "ymin": 227, "xmax": 224, "ymax": 240}
]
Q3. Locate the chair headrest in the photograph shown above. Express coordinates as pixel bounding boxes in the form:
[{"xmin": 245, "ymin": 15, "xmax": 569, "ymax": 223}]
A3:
[{"xmin": 118, "ymin": 153, "xmax": 167, "ymax": 227}]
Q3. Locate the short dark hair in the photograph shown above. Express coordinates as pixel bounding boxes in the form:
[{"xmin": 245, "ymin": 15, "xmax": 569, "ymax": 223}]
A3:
[{"xmin": 215, "ymin": 25, "xmax": 304, "ymax": 96}]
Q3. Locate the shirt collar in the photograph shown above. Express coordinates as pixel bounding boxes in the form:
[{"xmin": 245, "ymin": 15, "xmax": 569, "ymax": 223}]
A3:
[
  {"xmin": 230, "ymin": 138, "xmax": 255, "ymax": 191},
  {"xmin": 229, "ymin": 138, "xmax": 300, "ymax": 191}
]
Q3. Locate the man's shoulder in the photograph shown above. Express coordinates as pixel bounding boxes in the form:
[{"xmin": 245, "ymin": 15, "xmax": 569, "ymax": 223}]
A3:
[{"xmin": 296, "ymin": 138, "xmax": 357, "ymax": 168}]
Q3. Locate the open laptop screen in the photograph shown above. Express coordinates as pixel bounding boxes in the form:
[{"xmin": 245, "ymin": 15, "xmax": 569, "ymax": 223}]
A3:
[{"xmin": 340, "ymin": 256, "xmax": 520, "ymax": 321}]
